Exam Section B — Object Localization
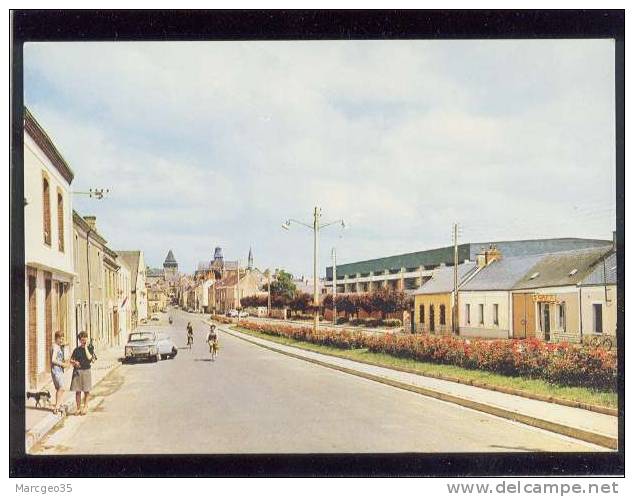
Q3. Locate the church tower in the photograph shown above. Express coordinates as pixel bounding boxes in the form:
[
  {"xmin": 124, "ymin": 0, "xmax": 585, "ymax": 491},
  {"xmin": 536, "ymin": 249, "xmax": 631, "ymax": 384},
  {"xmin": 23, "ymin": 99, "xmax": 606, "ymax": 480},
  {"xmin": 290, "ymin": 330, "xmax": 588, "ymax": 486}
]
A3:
[
  {"xmin": 163, "ymin": 250, "xmax": 178, "ymax": 282},
  {"xmin": 248, "ymin": 247, "xmax": 253, "ymax": 270}
]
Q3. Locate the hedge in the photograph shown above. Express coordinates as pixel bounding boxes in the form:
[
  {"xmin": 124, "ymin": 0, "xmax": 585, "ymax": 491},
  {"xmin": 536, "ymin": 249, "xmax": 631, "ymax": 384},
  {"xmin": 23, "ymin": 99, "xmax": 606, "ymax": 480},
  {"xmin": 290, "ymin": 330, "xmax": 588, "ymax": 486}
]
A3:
[{"xmin": 235, "ymin": 320, "xmax": 617, "ymax": 391}]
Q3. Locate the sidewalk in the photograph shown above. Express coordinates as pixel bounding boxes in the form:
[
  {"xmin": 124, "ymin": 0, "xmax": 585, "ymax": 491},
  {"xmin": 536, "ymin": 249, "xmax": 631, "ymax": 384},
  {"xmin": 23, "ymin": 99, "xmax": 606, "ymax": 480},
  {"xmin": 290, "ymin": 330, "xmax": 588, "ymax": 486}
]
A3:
[
  {"xmin": 216, "ymin": 322, "xmax": 618, "ymax": 450},
  {"xmin": 25, "ymin": 345, "xmax": 124, "ymax": 453}
]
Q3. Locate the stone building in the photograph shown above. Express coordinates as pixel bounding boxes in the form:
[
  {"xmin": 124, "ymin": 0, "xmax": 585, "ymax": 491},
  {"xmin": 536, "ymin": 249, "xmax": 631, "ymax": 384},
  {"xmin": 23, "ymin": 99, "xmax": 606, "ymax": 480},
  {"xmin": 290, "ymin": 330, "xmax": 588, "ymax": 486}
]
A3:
[{"xmin": 117, "ymin": 251, "xmax": 147, "ymax": 328}]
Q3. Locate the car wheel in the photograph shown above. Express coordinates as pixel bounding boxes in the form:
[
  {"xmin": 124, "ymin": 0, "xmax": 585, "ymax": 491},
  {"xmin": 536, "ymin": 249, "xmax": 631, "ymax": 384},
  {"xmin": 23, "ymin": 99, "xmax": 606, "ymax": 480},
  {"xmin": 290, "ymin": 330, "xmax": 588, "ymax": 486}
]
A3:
[{"xmin": 171, "ymin": 347, "xmax": 177, "ymax": 358}]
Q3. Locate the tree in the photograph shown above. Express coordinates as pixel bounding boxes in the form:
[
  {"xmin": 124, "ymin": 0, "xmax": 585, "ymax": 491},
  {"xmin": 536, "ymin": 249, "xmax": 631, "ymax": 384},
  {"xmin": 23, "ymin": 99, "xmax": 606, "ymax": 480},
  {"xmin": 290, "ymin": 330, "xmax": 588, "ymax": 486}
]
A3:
[
  {"xmin": 263, "ymin": 269, "xmax": 297, "ymax": 304},
  {"xmin": 289, "ymin": 292, "xmax": 312, "ymax": 315},
  {"xmin": 370, "ymin": 288, "xmax": 409, "ymax": 319}
]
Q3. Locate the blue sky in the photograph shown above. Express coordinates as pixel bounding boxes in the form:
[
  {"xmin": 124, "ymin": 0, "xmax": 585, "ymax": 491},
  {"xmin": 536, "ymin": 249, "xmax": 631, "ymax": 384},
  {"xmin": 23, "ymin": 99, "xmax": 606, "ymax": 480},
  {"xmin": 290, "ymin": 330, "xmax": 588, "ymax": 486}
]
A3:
[{"xmin": 24, "ymin": 40, "xmax": 616, "ymax": 277}]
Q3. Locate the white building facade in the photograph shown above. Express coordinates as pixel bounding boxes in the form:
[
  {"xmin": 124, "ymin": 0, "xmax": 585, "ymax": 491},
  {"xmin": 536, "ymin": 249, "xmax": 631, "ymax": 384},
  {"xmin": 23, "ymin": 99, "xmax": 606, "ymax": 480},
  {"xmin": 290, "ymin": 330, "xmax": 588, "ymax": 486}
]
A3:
[{"xmin": 24, "ymin": 108, "xmax": 76, "ymax": 390}]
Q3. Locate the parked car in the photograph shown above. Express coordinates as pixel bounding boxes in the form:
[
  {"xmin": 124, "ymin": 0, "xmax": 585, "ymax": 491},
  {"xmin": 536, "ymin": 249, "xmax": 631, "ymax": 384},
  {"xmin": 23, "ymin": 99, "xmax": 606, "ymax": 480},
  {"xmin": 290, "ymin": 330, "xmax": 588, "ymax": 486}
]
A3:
[
  {"xmin": 124, "ymin": 331, "xmax": 177, "ymax": 363},
  {"xmin": 150, "ymin": 313, "xmax": 160, "ymax": 321},
  {"xmin": 160, "ymin": 309, "xmax": 167, "ymax": 313},
  {"xmin": 238, "ymin": 311, "xmax": 249, "ymax": 318},
  {"xmin": 226, "ymin": 309, "xmax": 239, "ymax": 317}
]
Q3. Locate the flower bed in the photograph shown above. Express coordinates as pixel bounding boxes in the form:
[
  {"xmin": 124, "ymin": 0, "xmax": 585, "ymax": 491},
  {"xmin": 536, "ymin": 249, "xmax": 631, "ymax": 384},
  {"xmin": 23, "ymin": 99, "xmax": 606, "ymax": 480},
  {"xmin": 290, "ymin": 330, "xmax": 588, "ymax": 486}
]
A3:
[{"xmin": 236, "ymin": 320, "xmax": 617, "ymax": 391}]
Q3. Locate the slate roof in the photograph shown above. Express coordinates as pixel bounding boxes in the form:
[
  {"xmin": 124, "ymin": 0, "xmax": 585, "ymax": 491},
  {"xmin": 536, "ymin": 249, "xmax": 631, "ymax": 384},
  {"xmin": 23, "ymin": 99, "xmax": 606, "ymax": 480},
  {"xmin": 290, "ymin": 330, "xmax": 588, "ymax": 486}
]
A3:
[
  {"xmin": 460, "ymin": 254, "xmax": 545, "ymax": 291},
  {"xmin": 512, "ymin": 247, "xmax": 612, "ymax": 290},
  {"xmin": 413, "ymin": 262, "xmax": 478, "ymax": 295},
  {"xmin": 579, "ymin": 251, "xmax": 617, "ymax": 286},
  {"xmin": 164, "ymin": 250, "xmax": 177, "ymax": 266}
]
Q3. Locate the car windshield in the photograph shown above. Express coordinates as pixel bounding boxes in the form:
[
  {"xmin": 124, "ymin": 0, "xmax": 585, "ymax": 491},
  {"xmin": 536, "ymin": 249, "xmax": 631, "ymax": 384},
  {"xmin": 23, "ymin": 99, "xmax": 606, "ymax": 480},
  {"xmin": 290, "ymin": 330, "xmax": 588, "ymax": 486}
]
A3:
[{"xmin": 129, "ymin": 333, "xmax": 155, "ymax": 342}]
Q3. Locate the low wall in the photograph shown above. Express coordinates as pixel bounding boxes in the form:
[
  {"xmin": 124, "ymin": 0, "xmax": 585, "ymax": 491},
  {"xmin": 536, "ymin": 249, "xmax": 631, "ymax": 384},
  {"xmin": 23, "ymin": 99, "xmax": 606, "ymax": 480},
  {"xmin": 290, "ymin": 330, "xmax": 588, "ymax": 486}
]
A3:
[{"xmin": 459, "ymin": 327, "xmax": 509, "ymax": 340}]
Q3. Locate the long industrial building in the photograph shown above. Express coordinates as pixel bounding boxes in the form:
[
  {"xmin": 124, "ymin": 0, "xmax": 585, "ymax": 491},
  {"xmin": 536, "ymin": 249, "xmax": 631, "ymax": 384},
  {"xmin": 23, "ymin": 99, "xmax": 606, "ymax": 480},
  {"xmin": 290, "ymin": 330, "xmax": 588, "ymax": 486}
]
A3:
[{"xmin": 324, "ymin": 238, "xmax": 612, "ymax": 294}]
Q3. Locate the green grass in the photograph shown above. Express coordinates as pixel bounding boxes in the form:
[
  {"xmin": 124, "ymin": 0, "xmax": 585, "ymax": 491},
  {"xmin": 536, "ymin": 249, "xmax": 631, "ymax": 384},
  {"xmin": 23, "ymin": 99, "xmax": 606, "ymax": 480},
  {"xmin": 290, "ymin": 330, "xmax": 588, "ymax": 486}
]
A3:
[{"xmin": 232, "ymin": 325, "xmax": 618, "ymax": 410}]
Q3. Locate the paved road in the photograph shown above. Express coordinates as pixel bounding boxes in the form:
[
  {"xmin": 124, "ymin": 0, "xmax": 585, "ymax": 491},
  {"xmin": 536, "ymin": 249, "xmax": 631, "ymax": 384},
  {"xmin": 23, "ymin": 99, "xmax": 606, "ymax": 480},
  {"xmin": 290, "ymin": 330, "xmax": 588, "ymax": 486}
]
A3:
[{"xmin": 32, "ymin": 309, "xmax": 601, "ymax": 454}]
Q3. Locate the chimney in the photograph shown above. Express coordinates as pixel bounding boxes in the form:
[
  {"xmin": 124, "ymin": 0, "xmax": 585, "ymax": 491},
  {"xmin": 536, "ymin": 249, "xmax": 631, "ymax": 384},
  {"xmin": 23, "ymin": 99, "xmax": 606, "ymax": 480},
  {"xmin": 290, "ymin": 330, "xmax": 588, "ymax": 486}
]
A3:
[
  {"xmin": 476, "ymin": 252, "xmax": 487, "ymax": 268},
  {"xmin": 485, "ymin": 244, "xmax": 502, "ymax": 265},
  {"xmin": 613, "ymin": 230, "xmax": 617, "ymax": 251},
  {"xmin": 84, "ymin": 215, "xmax": 97, "ymax": 231}
]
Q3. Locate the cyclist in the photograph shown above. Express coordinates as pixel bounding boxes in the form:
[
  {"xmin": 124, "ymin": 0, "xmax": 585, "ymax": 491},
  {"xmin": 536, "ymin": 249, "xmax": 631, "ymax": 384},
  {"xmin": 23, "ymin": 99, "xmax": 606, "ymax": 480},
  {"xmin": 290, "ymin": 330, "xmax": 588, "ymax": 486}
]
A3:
[
  {"xmin": 186, "ymin": 322, "xmax": 194, "ymax": 348},
  {"xmin": 207, "ymin": 325, "xmax": 219, "ymax": 361}
]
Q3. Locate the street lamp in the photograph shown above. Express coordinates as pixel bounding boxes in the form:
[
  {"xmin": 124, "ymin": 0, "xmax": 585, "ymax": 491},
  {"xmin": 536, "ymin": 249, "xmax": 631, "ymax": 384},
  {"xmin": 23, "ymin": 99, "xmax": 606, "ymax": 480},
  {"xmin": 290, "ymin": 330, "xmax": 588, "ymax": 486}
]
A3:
[
  {"xmin": 72, "ymin": 188, "xmax": 110, "ymax": 199},
  {"xmin": 282, "ymin": 206, "xmax": 345, "ymax": 333}
]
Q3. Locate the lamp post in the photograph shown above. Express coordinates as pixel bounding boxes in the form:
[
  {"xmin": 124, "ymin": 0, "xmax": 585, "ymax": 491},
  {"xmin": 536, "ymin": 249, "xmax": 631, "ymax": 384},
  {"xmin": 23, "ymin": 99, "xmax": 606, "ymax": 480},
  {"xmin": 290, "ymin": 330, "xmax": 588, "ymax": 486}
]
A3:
[
  {"xmin": 332, "ymin": 247, "xmax": 337, "ymax": 326},
  {"xmin": 282, "ymin": 206, "xmax": 345, "ymax": 333}
]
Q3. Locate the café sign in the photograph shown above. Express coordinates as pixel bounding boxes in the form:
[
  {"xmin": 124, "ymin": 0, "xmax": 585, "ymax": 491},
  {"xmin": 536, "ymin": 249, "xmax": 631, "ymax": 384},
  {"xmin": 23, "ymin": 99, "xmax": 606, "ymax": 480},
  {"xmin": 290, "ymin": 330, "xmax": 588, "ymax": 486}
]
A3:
[{"xmin": 532, "ymin": 294, "xmax": 560, "ymax": 304}]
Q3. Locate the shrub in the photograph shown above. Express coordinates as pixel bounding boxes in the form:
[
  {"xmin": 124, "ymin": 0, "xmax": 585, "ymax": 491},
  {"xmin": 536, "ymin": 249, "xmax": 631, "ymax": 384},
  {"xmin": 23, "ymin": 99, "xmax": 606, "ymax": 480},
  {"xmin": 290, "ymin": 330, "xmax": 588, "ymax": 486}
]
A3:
[
  {"xmin": 234, "ymin": 319, "xmax": 616, "ymax": 391},
  {"xmin": 364, "ymin": 318, "xmax": 381, "ymax": 328},
  {"xmin": 382, "ymin": 319, "xmax": 402, "ymax": 328},
  {"xmin": 336, "ymin": 317, "xmax": 348, "ymax": 325}
]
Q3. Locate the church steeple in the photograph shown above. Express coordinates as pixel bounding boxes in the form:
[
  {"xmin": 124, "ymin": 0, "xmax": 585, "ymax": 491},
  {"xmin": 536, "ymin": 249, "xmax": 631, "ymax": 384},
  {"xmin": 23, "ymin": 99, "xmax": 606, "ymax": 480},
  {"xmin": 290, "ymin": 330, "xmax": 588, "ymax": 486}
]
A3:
[{"xmin": 248, "ymin": 247, "xmax": 253, "ymax": 270}]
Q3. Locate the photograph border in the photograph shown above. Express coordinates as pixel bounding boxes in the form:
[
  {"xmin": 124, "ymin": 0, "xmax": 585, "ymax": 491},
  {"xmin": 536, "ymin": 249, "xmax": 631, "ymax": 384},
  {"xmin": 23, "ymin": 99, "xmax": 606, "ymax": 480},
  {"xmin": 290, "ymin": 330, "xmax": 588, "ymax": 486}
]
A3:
[{"xmin": 9, "ymin": 9, "xmax": 625, "ymax": 477}]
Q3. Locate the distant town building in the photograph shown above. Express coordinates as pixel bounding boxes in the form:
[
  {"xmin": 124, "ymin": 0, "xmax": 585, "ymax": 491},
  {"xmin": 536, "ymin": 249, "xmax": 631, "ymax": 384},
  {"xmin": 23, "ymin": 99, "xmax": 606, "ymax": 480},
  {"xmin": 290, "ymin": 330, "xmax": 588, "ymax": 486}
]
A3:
[{"xmin": 117, "ymin": 251, "xmax": 147, "ymax": 328}]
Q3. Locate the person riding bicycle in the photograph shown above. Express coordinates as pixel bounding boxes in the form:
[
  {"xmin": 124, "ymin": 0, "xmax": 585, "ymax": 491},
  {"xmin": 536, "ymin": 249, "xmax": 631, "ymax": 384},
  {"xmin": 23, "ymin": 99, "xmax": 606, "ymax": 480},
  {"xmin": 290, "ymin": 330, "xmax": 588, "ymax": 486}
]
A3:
[
  {"xmin": 186, "ymin": 322, "xmax": 194, "ymax": 347},
  {"xmin": 207, "ymin": 325, "xmax": 219, "ymax": 360}
]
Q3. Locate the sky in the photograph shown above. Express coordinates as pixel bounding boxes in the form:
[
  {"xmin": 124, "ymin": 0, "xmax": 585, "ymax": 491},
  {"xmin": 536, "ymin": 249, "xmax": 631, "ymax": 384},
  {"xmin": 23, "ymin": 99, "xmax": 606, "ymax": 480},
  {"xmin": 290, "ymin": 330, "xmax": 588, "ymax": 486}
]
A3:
[{"xmin": 24, "ymin": 40, "xmax": 616, "ymax": 277}]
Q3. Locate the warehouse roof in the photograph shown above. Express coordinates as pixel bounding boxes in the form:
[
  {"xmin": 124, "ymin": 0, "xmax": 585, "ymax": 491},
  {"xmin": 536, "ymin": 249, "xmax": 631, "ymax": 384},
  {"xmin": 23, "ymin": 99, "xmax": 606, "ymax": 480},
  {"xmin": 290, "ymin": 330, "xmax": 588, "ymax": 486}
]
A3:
[{"xmin": 460, "ymin": 254, "xmax": 544, "ymax": 291}]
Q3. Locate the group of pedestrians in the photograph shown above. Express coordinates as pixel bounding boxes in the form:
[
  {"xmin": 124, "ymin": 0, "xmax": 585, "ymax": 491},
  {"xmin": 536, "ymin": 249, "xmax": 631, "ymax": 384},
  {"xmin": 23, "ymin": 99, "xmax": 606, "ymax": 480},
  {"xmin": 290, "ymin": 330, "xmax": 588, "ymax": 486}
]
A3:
[
  {"xmin": 46, "ymin": 321, "xmax": 220, "ymax": 417},
  {"xmin": 185, "ymin": 321, "xmax": 220, "ymax": 361},
  {"xmin": 49, "ymin": 330, "xmax": 95, "ymax": 416}
]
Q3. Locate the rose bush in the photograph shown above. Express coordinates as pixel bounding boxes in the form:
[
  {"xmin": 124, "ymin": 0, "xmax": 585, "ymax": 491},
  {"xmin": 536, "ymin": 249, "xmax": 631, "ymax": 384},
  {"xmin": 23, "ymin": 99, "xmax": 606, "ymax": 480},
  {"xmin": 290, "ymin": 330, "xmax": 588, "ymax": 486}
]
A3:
[{"xmin": 235, "ymin": 319, "xmax": 616, "ymax": 391}]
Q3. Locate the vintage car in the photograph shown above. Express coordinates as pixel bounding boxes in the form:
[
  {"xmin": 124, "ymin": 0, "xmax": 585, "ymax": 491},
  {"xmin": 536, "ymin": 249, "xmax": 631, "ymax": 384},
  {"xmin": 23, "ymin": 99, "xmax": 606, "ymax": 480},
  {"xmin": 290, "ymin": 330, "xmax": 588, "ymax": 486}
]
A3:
[{"xmin": 124, "ymin": 331, "xmax": 177, "ymax": 362}]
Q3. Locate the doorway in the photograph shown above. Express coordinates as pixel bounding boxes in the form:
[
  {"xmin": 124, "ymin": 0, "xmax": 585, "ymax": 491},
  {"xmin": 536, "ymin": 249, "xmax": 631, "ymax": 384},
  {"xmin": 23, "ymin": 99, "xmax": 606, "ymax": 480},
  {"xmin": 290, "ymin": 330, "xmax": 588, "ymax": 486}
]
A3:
[
  {"xmin": 429, "ymin": 305, "xmax": 435, "ymax": 333},
  {"xmin": 512, "ymin": 293, "xmax": 536, "ymax": 339},
  {"xmin": 542, "ymin": 304, "xmax": 551, "ymax": 341}
]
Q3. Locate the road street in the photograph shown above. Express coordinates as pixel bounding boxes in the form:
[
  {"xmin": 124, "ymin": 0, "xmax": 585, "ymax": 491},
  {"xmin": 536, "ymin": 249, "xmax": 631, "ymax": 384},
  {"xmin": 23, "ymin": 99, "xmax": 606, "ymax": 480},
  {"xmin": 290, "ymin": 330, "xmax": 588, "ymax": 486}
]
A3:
[{"xmin": 32, "ymin": 309, "xmax": 603, "ymax": 454}]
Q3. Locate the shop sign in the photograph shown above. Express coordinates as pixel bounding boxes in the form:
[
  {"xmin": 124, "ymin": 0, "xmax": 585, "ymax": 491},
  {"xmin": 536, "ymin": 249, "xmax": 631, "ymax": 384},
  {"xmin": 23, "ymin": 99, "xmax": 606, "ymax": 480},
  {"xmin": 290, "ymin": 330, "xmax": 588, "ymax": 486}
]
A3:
[{"xmin": 532, "ymin": 294, "xmax": 560, "ymax": 304}]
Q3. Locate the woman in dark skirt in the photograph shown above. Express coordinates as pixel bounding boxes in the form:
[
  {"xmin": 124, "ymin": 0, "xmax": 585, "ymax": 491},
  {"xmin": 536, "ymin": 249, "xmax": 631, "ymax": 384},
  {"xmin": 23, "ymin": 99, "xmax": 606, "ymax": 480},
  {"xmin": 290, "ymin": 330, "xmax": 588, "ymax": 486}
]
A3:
[{"xmin": 70, "ymin": 331, "xmax": 95, "ymax": 415}]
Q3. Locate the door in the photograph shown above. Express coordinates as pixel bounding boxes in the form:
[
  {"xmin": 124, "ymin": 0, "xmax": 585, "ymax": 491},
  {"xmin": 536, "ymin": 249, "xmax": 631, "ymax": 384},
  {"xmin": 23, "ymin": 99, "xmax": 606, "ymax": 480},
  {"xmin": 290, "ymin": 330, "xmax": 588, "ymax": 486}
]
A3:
[
  {"xmin": 513, "ymin": 293, "xmax": 536, "ymax": 339},
  {"xmin": 429, "ymin": 305, "xmax": 435, "ymax": 333},
  {"xmin": 543, "ymin": 304, "xmax": 551, "ymax": 341},
  {"xmin": 28, "ymin": 275, "xmax": 38, "ymax": 389},
  {"xmin": 44, "ymin": 277, "xmax": 53, "ymax": 372}
]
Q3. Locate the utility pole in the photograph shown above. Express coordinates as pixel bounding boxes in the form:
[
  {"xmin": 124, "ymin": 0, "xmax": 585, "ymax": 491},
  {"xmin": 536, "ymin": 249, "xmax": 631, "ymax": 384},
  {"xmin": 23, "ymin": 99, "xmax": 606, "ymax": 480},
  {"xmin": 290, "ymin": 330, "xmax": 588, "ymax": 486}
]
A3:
[
  {"xmin": 237, "ymin": 259, "xmax": 241, "ymax": 325},
  {"xmin": 453, "ymin": 222, "xmax": 459, "ymax": 334},
  {"xmin": 265, "ymin": 269, "xmax": 272, "ymax": 317},
  {"xmin": 313, "ymin": 206, "xmax": 320, "ymax": 333},
  {"xmin": 332, "ymin": 247, "xmax": 337, "ymax": 326}
]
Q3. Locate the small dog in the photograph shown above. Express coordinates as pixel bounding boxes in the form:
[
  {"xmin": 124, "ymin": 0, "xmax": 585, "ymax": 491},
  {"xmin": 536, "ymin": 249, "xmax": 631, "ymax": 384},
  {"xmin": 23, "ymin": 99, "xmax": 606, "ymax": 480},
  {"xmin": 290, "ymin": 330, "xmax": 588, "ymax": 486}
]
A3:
[{"xmin": 27, "ymin": 390, "xmax": 51, "ymax": 408}]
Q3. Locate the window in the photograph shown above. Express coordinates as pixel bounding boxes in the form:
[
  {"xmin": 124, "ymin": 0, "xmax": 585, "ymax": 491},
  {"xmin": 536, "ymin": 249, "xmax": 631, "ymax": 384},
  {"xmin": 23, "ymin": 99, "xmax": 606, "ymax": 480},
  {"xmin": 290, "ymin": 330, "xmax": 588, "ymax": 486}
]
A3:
[
  {"xmin": 419, "ymin": 304, "xmax": 425, "ymax": 324},
  {"xmin": 42, "ymin": 177, "xmax": 51, "ymax": 245},
  {"xmin": 593, "ymin": 304, "xmax": 603, "ymax": 333},
  {"xmin": 439, "ymin": 304, "xmax": 446, "ymax": 325},
  {"xmin": 57, "ymin": 191, "xmax": 64, "ymax": 252},
  {"xmin": 465, "ymin": 304, "xmax": 471, "ymax": 325},
  {"xmin": 478, "ymin": 304, "xmax": 484, "ymax": 325},
  {"xmin": 557, "ymin": 303, "xmax": 566, "ymax": 331},
  {"xmin": 493, "ymin": 303, "xmax": 499, "ymax": 326}
]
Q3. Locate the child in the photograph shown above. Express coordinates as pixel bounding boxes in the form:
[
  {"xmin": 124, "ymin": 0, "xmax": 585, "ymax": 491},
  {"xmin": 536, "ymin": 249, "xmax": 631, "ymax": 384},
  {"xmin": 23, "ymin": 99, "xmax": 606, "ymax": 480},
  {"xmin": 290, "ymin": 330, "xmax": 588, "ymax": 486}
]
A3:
[
  {"xmin": 51, "ymin": 331, "xmax": 69, "ymax": 415},
  {"xmin": 69, "ymin": 331, "xmax": 95, "ymax": 415}
]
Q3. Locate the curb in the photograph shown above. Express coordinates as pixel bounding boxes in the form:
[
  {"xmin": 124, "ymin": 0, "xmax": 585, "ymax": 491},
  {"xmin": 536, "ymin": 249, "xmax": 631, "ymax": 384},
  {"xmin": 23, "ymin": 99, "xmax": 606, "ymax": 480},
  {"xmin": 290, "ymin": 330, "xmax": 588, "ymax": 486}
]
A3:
[
  {"xmin": 212, "ymin": 318, "xmax": 617, "ymax": 417},
  {"xmin": 218, "ymin": 323, "xmax": 617, "ymax": 450},
  {"xmin": 25, "ymin": 360, "xmax": 122, "ymax": 453}
]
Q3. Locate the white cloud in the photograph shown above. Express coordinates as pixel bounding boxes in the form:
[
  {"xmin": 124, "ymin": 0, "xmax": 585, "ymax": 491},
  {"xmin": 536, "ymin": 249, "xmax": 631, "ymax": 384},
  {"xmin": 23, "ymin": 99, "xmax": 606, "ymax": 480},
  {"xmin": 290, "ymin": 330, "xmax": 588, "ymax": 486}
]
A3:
[{"xmin": 24, "ymin": 40, "xmax": 616, "ymax": 276}]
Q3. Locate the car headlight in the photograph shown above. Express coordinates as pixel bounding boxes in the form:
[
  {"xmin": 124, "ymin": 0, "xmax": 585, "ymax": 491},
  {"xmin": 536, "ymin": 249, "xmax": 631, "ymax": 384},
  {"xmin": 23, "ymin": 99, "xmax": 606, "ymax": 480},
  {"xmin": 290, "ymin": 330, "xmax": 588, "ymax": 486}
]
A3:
[
  {"xmin": 149, "ymin": 346, "xmax": 157, "ymax": 354},
  {"xmin": 125, "ymin": 347, "xmax": 132, "ymax": 356}
]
